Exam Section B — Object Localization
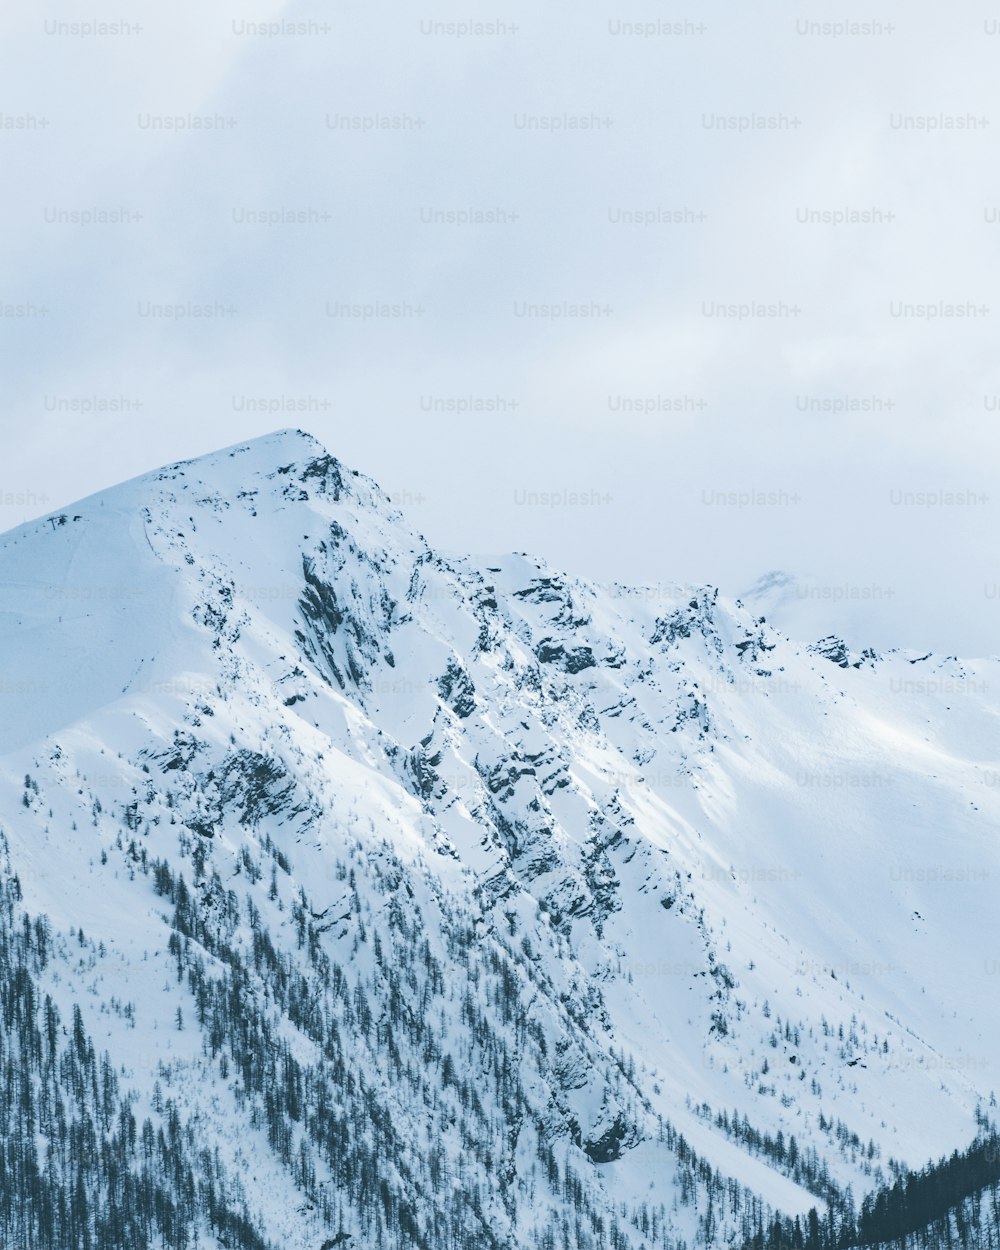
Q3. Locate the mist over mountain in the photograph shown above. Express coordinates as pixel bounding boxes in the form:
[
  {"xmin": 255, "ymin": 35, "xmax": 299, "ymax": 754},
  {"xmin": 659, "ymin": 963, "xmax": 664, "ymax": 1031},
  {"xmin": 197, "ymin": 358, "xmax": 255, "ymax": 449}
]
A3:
[{"xmin": 1, "ymin": 428, "xmax": 998, "ymax": 1250}]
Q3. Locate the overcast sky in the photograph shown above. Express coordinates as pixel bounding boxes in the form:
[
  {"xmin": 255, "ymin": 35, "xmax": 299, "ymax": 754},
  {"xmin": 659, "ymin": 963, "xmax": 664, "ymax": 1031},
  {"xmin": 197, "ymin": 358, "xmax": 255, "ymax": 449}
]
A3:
[{"xmin": 2, "ymin": 0, "xmax": 999, "ymax": 655}]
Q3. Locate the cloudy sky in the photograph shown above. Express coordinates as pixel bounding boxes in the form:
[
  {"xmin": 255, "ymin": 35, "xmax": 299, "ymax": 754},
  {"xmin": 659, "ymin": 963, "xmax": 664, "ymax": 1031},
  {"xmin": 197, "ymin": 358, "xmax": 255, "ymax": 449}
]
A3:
[{"xmin": 2, "ymin": 0, "xmax": 999, "ymax": 654}]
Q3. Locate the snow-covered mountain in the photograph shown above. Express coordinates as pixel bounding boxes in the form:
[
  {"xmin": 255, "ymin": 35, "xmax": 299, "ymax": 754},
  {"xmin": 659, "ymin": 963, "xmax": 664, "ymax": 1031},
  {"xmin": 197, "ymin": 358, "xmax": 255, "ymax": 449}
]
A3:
[{"xmin": 1, "ymin": 428, "xmax": 998, "ymax": 1250}]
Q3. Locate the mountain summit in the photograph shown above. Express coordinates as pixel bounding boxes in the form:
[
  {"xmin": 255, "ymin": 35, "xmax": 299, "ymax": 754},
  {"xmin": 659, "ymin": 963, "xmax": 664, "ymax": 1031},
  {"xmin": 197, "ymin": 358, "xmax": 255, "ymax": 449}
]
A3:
[{"xmin": 1, "ymin": 430, "xmax": 998, "ymax": 1249}]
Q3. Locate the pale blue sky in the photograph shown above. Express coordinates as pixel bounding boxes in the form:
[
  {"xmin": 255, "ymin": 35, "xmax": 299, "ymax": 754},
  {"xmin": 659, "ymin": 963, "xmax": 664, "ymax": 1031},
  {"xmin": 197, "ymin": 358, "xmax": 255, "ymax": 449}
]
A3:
[{"xmin": 2, "ymin": 0, "xmax": 999, "ymax": 653}]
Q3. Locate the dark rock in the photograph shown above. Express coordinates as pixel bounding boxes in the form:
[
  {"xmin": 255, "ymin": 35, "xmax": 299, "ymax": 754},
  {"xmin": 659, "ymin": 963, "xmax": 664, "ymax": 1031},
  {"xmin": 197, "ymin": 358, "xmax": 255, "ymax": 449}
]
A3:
[{"xmin": 584, "ymin": 1115, "xmax": 629, "ymax": 1163}]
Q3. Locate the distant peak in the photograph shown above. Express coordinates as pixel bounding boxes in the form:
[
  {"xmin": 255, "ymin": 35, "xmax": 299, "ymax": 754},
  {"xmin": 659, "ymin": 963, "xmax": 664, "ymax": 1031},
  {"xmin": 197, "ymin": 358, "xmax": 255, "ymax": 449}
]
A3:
[{"xmin": 741, "ymin": 569, "xmax": 799, "ymax": 599}]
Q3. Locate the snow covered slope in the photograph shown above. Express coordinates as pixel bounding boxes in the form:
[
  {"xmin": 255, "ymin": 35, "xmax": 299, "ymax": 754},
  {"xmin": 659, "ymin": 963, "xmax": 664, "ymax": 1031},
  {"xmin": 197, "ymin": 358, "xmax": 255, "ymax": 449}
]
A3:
[{"xmin": 0, "ymin": 428, "xmax": 997, "ymax": 1249}]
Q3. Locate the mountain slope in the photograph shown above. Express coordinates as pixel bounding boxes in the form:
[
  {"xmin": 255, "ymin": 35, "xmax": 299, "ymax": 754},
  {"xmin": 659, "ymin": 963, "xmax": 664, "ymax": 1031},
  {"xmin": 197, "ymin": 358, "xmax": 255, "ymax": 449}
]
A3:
[{"xmin": 0, "ymin": 428, "xmax": 997, "ymax": 1249}]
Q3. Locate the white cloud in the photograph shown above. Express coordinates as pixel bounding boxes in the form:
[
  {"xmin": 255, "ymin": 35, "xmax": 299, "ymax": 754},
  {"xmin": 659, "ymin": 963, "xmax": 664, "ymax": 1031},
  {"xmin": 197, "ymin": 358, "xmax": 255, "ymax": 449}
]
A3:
[{"xmin": 2, "ymin": 0, "xmax": 998, "ymax": 652}]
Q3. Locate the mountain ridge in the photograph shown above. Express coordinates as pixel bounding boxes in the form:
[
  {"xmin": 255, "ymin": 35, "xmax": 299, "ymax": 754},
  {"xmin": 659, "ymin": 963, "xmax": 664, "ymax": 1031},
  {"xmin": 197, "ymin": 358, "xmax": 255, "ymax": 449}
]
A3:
[{"xmin": 0, "ymin": 428, "xmax": 997, "ymax": 1249}]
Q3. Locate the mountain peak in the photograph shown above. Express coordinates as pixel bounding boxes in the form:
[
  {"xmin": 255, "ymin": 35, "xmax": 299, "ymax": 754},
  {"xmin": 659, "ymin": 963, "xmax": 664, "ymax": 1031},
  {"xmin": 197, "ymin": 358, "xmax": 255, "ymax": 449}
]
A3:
[
  {"xmin": 144, "ymin": 426, "xmax": 343, "ymax": 499},
  {"xmin": 187, "ymin": 425, "xmax": 330, "ymax": 469}
]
